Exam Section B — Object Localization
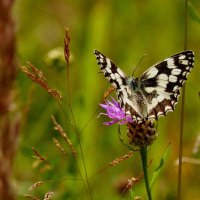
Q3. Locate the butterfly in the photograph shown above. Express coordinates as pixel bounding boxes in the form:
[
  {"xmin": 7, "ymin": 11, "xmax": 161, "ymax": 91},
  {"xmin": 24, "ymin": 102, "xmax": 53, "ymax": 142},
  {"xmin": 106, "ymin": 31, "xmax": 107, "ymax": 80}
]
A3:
[{"xmin": 94, "ymin": 50, "xmax": 194, "ymax": 122}]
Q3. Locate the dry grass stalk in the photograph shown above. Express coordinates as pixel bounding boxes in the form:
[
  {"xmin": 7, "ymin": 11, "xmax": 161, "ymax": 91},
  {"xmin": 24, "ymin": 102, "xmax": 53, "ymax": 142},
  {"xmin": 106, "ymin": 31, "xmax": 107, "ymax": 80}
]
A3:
[
  {"xmin": 175, "ymin": 156, "xmax": 200, "ymax": 165},
  {"xmin": 32, "ymin": 147, "xmax": 49, "ymax": 165},
  {"xmin": 119, "ymin": 159, "xmax": 153, "ymax": 197},
  {"xmin": 103, "ymin": 86, "xmax": 115, "ymax": 100},
  {"xmin": 24, "ymin": 194, "xmax": 40, "ymax": 200},
  {"xmin": 109, "ymin": 151, "xmax": 133, "ymax": 166},
  {"xmin": 44, "ymin": 191, "xmax": 54, "ymax": 200},
  {"xmin": 64, "ymin": 28, "xmax": 70, "ymax": 65},
  {"xmin": 127, "ymin": 175, "xmax": 143, "ymax": 189},
  {"xmin": 21, "ymin": 63, "xmax": 62, "ymax": 100},
  {"xmin": 28, "ymin": 181, "xmax": 44, "ymax": 191},
  {"xmin": 118, "ymin": 173, "xmax": 144, "ymax": 198},
  {"xmin": 51, "ymin": 115, "xmax": 76, "ymax": 156},
  {"xmin": 53, "ymin": 137, "xmax": 67, "ymax": 155},
  {"xmin": 134, "ymin": 196, "xmax": 144, "ymax": 200}
]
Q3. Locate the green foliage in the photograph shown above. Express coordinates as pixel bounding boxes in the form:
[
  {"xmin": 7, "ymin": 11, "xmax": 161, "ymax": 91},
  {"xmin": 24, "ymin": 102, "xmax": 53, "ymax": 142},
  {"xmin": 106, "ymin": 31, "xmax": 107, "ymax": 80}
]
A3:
[
  {"xmin": 189, "ymin": 1, "xmax": 200, "ymax": 24},
  {"xmin": 150, "ymin": 144, "xmax": 172, "ymax": 189},
  {"xmin": 12, "ymin": 0, "xmax": 200, "ymax": 199},
  {"xmin": 129, "ymin": 189, "xmax": 134, "ymax": 200}
]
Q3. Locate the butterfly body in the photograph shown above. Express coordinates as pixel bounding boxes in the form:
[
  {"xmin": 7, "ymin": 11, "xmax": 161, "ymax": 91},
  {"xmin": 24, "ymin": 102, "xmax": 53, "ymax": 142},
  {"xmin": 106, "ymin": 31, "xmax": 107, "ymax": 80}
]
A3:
[{"xmin": 94, "ymin": 50, "xmax": 194, "ymax": 122}]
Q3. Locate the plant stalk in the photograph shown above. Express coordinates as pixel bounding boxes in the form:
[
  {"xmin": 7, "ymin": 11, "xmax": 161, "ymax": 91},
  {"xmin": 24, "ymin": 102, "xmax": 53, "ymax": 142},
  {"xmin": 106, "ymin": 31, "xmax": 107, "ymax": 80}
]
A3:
[
  {"xmin": 178, "ymin": 0, "xmax": 188, "ymax": 199},
  {"xmin": 140, "ymin": 146, "xmax": 152, "ymax": 200}
]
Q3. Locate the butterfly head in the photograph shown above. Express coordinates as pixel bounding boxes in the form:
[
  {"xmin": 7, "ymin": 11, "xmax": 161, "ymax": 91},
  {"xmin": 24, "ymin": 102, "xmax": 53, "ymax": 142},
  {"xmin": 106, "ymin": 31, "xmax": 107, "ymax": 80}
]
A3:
[{"xmin": 127, "ymin": 77, "xmax": 140, "ymax": 92}]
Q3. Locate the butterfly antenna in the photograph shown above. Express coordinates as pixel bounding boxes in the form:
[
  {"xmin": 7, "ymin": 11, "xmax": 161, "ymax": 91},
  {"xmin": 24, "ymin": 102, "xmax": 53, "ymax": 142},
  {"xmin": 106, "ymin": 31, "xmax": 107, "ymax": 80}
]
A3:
[{"xmin": 132, "ymin": 53, "xmax": 148, "ymax": 76}]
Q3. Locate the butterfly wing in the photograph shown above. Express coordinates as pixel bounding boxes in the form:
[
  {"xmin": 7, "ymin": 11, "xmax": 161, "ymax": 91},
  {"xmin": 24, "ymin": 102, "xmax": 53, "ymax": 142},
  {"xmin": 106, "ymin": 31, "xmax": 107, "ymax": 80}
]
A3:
[
  {"xmin": 139, "ymin": 51, "xmax": 194, "ymax": 120},
  {"xmin": 94, "ymin": 50, "xmax": 143, "ymax": 121},
  {"xmin": 94, "ymin": 50, "xmax": 127, "ymax": 89}
]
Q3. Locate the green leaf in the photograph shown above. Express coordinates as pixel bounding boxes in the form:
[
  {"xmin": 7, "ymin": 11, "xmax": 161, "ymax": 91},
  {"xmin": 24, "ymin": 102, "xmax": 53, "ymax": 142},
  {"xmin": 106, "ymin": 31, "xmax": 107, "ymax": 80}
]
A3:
[
  {"xmin": 188, "ymin": 1, "xmax": 200, "ymax": 24},
  {"xmin": 150, "ymin": 144, "xmax": 172, "ymax": 189},
  {"xmin": 129, "ymin": 188, "xmax": 134, "ymax": 200}
]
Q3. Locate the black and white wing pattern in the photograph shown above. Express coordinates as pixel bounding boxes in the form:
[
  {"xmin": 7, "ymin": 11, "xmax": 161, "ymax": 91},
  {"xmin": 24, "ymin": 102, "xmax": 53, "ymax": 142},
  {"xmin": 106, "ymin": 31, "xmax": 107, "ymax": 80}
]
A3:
[{"xmin": 94, "ymin": 50, "xmax": 194, "ymax": 122}]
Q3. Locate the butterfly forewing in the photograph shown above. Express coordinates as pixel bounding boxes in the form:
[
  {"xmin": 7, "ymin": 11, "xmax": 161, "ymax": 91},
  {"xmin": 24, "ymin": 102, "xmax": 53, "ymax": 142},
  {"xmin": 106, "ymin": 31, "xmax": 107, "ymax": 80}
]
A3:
[
  {"xmin": 94, "ymin": 49, "xmax": 194, "ymax": 122},
  {"xmin": 94, "ymin": 50, "xmax": 127, "ymax": 89}
]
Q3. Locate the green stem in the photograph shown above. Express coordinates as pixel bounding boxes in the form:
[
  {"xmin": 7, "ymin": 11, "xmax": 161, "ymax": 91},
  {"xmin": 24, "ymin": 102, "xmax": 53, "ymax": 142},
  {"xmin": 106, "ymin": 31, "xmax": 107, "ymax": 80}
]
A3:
[
  {"xmin": 140, "ymin": 146, "xmax": 152, "ymax": 200},
  {"xmin": 178, "ymin": 0, "xmax": 188, "ymax": 199}
]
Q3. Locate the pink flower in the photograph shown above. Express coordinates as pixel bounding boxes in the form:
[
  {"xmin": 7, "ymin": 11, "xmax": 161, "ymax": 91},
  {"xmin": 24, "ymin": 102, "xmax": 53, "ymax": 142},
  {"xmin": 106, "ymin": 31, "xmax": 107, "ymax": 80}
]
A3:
[{"xmin": 99, "ymin": 98, "xmax": 133, "ymax": 125}]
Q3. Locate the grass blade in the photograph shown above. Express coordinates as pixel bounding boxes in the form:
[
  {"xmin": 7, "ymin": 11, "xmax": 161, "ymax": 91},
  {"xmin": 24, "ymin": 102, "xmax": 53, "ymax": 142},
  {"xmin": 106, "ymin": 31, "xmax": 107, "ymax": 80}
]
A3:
[{"xmin": 150, "ymin": 144, "xmax": 172, "ymax": 189}]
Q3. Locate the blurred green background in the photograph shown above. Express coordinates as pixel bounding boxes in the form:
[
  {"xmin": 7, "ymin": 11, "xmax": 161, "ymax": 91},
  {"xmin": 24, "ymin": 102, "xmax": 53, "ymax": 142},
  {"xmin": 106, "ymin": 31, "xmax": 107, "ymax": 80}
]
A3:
[{"xmin": 12, "ymin": 0, "xmax": 200, "ymax": 199}]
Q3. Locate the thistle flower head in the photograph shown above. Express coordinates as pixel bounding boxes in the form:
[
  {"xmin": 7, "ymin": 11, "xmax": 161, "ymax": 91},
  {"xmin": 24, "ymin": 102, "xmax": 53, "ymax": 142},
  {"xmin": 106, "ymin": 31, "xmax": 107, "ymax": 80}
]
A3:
[
  {"xmin": 127, "ymin": 120, "xmax": 158, "ymax": 147},
  {"xmin": 99, "ymin": 98, "xmax": 133, "ymax": 125}
]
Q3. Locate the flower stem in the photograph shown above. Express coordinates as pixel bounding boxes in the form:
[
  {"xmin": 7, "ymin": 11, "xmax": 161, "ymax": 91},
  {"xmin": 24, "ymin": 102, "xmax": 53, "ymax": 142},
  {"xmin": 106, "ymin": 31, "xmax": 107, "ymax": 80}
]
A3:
[{"xmin": 140, "ymin": 146, "xmax": 152, "ymax": 200}]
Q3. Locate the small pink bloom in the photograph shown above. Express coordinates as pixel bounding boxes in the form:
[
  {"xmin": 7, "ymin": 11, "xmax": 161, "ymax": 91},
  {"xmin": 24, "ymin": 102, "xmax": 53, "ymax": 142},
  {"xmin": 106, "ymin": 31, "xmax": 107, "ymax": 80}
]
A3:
[{"xmin": 99, "ymin": 98, "xmax": 133, "ymax": 125}]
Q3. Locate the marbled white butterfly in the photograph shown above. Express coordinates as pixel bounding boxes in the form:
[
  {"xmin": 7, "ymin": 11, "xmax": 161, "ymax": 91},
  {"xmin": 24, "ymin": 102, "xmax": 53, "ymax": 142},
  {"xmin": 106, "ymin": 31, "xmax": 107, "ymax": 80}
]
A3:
[{"xmin": 94, "ymin": 50, "xmax": 194, "ymax": 122}]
